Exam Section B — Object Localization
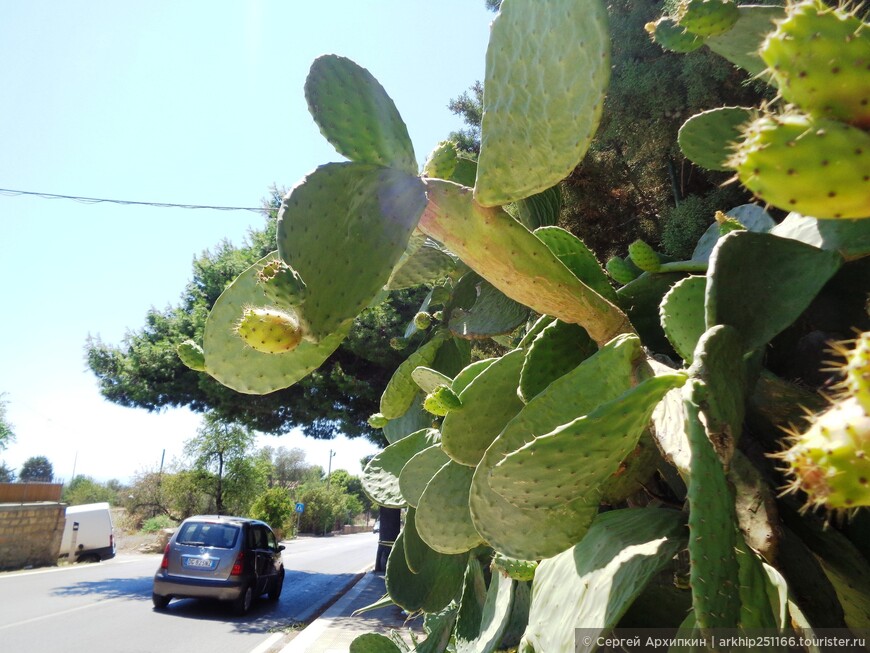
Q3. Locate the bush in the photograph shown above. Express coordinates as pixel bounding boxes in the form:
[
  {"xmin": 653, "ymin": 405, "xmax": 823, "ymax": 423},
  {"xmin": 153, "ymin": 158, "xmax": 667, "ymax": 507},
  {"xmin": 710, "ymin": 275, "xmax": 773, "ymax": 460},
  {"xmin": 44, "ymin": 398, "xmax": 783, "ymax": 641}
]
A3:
[
  {"xmin": 141, "ymin": 514, "xmax": 176, "ymax": 533},
  {"xmin": 249, "ymin": 487, "xmax": 296, "ymax": 538}
]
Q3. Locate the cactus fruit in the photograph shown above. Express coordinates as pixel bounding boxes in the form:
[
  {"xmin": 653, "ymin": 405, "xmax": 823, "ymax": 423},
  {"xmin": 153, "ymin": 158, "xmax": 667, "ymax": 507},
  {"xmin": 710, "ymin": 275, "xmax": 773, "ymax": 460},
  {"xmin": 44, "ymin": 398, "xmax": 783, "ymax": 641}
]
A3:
[
  {"xmin": 423, "ymin": 141, "xmax": 459, "ymax": 180},
  {"xmin": 778, "ymin": 396, "xmax": 870, "ymax": 510},
  {"xmin": 492, "ymin": 553, "xmax": 538, "ymax": 582},
  {"xmin": 176, "ymin": 339, "xmax": 206, "ymax": 372},
  {"xmin": 676, "ymin": 0, "xmax": 740, "ymax": 37},
  {"xmin": 389, "ymin": 336, "xmax": 408, "ymax": 351},
  {"xmin": 368, "ymin": 413, "xmax": 389, "ymax": 429},
  {"xmin": 414, "ymin": 312, "xmax": 432, "ymax": 330},
  {"xmin": 234, "ymin": 307, "xmax": 304, "ymax": 354},
  {"xmin": 760, "ymin": 0, "xmax": 870, "ymax": 129},
  {"xmin": 727, "ymin": 112, "xmax": 870, "ymax": 219},
  {"xmin": 835, "ymin": 332, "xmax": 870, "ymax": 413},
  {"xmin": 645, "ymin": 16, "xmax": 705, "ymax": 53},
  {"xmin": 628, "ymin": 239, "xmax": 662, "ymax": 272},
  {"xmin": 256, "ymin": 258, "xmax": 307, "ymax": 307},
  {"xmin": 606, "ymin": 256, "xmax": 640, "ymax": 285},
  {"xmin": 423, "ymin": 386, "xmax": 462, "ymax": 416},
  {"xmin": 715, "ymin": 210, "xmax": 745, "ymax": 236}
]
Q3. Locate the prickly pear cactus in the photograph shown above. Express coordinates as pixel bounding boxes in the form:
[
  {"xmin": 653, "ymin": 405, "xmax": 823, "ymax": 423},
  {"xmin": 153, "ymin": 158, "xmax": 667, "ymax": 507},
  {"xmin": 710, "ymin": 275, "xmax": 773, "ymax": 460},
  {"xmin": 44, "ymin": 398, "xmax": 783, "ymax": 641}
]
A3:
[{"xmin": 675, "ymin": 0, "xmax": 739, "ymax": 37}]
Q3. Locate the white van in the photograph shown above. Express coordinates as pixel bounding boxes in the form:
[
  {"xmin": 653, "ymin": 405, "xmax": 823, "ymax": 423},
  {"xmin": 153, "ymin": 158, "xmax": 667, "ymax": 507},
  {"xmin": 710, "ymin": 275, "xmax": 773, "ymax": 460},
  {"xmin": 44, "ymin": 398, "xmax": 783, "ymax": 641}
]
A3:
[{"xmin": 59, "ymin": 503, "xmax": 116, "ymax": 562}]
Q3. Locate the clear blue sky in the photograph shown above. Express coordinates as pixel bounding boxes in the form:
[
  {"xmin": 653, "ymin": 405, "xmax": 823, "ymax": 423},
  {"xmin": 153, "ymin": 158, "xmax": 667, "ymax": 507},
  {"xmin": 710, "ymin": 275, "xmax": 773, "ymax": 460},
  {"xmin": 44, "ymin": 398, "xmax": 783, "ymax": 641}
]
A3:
[{"xmin": 0, "ymin": 1, "xmax": 494, "ymax": 482}]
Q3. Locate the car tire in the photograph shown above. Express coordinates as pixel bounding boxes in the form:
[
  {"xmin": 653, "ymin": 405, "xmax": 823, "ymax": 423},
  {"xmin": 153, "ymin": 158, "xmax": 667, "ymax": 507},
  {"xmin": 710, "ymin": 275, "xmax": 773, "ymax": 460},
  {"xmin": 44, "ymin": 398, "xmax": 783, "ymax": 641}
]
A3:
[
  {"xmin": 268, "ymin": 571, "xmax": 284, "ymax": 601},
  {"xmin": 152, "ymin": 593, "xmax": 171, "ymax": 610},
  {"xmin": 233, "ymin": 584, "xmax": 253, "ymax": 615}
]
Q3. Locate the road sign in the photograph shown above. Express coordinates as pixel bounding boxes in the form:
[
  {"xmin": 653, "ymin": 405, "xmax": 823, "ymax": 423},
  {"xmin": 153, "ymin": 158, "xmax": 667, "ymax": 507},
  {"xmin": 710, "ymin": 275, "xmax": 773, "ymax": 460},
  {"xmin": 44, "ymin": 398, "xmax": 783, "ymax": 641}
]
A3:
[{"xmin": 295, "ymin": 502, "xmax": 305, "ymax": 513}]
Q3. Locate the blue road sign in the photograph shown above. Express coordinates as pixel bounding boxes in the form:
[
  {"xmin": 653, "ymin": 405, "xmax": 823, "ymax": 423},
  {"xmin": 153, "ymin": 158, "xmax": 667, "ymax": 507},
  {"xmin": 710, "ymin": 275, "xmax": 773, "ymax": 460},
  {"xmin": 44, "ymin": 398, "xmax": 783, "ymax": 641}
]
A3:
[{"xmin": 295, "ymin": 502, "xmax": 305, "ymax": 513}]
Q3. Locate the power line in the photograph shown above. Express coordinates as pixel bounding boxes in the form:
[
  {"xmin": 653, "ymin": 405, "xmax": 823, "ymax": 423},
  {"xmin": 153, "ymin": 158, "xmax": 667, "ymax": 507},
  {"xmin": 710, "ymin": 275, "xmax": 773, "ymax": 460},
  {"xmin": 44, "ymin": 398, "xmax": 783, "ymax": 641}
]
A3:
[{"xmin": 0, "ymin": 188, "xmax": 269, "ymax": 213}]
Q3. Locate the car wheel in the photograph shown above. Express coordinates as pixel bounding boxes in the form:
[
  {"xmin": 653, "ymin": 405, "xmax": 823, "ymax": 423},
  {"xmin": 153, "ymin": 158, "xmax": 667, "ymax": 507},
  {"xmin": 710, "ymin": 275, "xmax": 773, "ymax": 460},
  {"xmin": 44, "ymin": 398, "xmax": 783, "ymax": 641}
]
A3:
[
  {"xmin": 152, "ymin": 593, "xmax": 171, "ymax": 610},
  {"xmin": 268, "ymin": 571, "xmax": 284, "ymax": 601},
  {"xmin": 233, "ymin": 585, "xmax": 253, "ymax": 615}
]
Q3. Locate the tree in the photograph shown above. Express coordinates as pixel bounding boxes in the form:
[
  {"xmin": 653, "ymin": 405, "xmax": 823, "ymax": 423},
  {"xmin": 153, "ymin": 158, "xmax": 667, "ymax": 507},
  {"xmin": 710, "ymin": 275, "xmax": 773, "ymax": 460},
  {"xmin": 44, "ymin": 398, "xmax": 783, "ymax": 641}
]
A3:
[
  {"xmin": 85, "ymin": 190, "xmax": 427, "ymax": 445},
  {"xmin": 249, "ymin": 487, "xmax": 296, "ymax": 537},
  {"xmin": 295, "ymin": 482, "xmax": 348, "ymax": 536},
  {"xmin": 63, "ymin": 475, "xmax": 121, "ymax": 506},
  {"xmin": 0, "ymin": 463, "xmax": 14, "ymax": 482},
  {"xmin": 0, "ymin": 393, "xmax": 14, "ymax": 452},
  {"xmin": 18, "ymin": 456, "xmax": 54, "ymax": 482},
  {"xmin": 184, "ymin": 413, "xmax": 256, "ymax": 515}
]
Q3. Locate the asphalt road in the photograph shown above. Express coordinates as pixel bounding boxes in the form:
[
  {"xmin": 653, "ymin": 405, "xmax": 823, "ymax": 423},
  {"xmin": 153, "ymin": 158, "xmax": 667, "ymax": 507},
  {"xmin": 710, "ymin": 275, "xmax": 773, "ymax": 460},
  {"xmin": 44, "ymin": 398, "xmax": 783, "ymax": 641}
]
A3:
[{"xmin": 0, "ymin": 532, "xmax": 378, "ymax": 653}]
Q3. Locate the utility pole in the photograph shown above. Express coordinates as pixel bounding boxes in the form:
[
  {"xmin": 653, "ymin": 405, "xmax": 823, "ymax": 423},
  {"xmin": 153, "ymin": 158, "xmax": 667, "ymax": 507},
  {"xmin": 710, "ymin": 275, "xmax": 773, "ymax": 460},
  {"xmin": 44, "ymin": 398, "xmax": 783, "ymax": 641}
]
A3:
[{"xmin": 326, "ymin": 449, "xmax": 336, "ymax": 487}]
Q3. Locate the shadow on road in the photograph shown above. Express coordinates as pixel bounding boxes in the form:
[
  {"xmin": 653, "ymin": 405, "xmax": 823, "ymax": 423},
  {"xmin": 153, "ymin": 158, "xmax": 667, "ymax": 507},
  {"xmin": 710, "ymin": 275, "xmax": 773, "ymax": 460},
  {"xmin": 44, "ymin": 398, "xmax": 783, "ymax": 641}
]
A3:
[{"xmin": 52, "ymin": 569, "xmax": 360, "ymax": 634}]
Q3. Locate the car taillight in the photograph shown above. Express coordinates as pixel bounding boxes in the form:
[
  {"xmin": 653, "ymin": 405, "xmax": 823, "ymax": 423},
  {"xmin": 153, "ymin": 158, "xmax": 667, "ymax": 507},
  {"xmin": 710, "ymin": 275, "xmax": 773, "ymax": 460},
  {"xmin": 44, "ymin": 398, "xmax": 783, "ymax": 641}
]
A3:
[
  {"xmin": 231, "ymin": 552, "xmax": 244, "ymax": 576},
  {"xmin": 160, "ymin": 544, "xmax": 170, "ymax": 570}
]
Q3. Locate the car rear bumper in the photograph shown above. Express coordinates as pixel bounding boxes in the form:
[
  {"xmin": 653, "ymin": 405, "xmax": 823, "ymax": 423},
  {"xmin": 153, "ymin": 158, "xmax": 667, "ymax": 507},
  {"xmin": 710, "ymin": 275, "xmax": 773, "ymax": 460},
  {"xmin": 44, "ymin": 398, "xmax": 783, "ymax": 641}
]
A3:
[{"xmin": 153, "ymin": 573, "xmax": 246, "ymax": 601}]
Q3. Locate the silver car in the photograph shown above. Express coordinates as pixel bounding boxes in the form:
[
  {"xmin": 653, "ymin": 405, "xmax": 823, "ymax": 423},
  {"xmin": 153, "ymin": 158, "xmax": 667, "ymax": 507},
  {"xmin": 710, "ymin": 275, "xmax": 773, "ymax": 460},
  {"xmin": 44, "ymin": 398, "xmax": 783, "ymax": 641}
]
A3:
[{"xmin": 152, "ymin": 515, "xmax": 285, "ymax": 614}]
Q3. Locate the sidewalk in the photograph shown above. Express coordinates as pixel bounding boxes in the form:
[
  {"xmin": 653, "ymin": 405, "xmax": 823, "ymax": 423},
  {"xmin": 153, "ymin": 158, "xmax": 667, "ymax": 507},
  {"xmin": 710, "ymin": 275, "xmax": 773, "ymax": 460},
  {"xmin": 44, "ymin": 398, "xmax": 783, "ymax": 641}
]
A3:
[{"xmin": 278, "ymin": 571, "xmax": 420, "ymax": 653}]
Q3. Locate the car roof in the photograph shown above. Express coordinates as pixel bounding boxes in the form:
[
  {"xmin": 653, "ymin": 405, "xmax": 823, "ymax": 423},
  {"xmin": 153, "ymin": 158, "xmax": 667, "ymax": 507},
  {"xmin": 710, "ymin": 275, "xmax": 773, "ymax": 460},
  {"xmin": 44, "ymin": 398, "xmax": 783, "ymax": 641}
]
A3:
[{"xmin": 182, "ymin": 515, "xmax": 269, "ymax": 527}]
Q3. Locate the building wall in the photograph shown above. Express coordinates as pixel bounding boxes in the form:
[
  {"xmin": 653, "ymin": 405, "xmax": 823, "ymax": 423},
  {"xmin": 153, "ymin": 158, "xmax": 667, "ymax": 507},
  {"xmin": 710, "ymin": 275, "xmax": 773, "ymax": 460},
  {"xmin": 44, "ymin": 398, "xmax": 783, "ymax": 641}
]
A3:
[{"xmin": 0, "ymin": 502, "xmax": 65, "ymax": 570}]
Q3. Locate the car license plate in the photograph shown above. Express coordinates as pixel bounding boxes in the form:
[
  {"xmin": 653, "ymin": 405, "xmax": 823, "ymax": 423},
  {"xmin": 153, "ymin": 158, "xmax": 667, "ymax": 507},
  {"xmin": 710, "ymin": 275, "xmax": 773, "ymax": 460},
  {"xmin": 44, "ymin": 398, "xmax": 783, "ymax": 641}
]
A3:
[{"xmin": 183, "ymin": 556, "xmax": 216, "ymax": 570}]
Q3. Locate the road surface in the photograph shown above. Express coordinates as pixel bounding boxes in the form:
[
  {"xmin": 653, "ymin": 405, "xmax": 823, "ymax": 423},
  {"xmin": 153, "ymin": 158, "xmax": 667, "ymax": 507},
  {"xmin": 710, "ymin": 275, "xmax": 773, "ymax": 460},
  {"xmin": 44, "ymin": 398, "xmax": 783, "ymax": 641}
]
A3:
[{"xmin": 0, "ymin": 532, "xmax": 378, "ymax": 653}]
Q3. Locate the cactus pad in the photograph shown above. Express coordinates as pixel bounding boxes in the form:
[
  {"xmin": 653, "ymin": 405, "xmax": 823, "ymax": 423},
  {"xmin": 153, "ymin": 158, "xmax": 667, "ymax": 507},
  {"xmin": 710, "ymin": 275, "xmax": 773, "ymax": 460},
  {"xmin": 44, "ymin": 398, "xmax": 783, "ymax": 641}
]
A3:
[
  {"xmin": 277, "ymin": 163, "xmax": 426, "ymax": 340},
  {"xmin": 490, "ymin": 372, "xmax": 686, "ymax": 509},
  {"xmin": 411, "ymin": 367, "xmax": 452, "ymax": 395},
  {"xmin": 470, "ymin": 334, "xmax": 648, "ymax": 560},
  {"xmin": 474, "ymin": 0, "xmax": 610, "ymax": 206},
  {"xmin": 515, "ymin": 185, "xmax": 562, "ymax": 230},
  {"xmin": 627, "ymin": 239, "xmax": 662, "ymax": 273},
  {"xmin": 177, "ymin": 339, "xmax": 206, "ymax": 372},
  {"xmin": 423, "ymin": 141, "xmax": 459, "ymax": 180},
  {"xmin": 423, "ymin": 385, "xmax": 462, "ymax": 417},
  {"xmin": 771, "ymin": 212, "xmax": 870, "ymax": 261},
  {"xmin": 255, "ymin": 258, "xmax": 307, "ymax": 308},
  {"xmin": 760, "ymin": 0, "xmax": 870, "ymax": 129},
  {"xmin": 645, "ymin": 16, "xmax": 705, "ymax": 53},
  {"xmin": 386, "ymin": 243, "xmax": 456, "ymax": 290},
  {"xmin": 678, "ymin": 107, "xmax": 753, "ymax": 172},
  {"xmin": 534, "ymin": 226, "xmax": 618, "ymax": 302},
  {"xmin": 202, "ymin": 253, "xmax": 350, "ymax": 394},
  {"xmin": 676, "ymin": 0, "xmax": 739, "ymax": 37},
  {"xmin": 447, "ymin": 279, "xmax": 529, "ymax": 340},
  {"xmin": 691, "ymin": 203, "xmax": 774, "ymax": 262},
  {"xmin": 704, "ymin": 4, "xmax": 786, "ymax": 76},
  {"xmin": 305, "ymin": 55, "xmax": 417, "ymax": 174},
  {"xmin": 385, "ymin": 530, "xmax": 468, "ymax": 613},
  {"xmin": 606, "ymin": 256, "xmax": 641, "ymax": 285},
  {"xmin": 361, "ymin": 428, "xmax": 440, "ymax": 508},
  {"xmin": 660, "ymin": 275, "xmax": 707, "ymax": 363},
  {"xmin": 728, "ymin": 112, "xmax": 870, "ymax": 219},
  {"xmin": 456, "ymin": 566, "xmax": 515, "ymax": 653},
  {"xmin": 706, "ymin": 231, "xmax": 842, "ymax": 352},
  {"xmin": 419, "ymin": 180, "xmax": 632, "ymax": 346},
  {"xmin": 399, "ymin": 444, "xmax": 451, "ymax": 509},
  {"xmin": 519, "ymin": 319, "xmax": 597, "ymax": 402},
  {"xmin": 348, "ymin": 634, "xmax": 401, "ymax": 653},
  {"xmin": 521, "ymin": 508, "xmax": 687, "ymax": 653},
  {"xmin": 416, "ymin": 461, "xmax": 484, "ymax": 554},
  {"xmin": 441, "ymin": 350, "xmax": 525, "ymax": 466}
]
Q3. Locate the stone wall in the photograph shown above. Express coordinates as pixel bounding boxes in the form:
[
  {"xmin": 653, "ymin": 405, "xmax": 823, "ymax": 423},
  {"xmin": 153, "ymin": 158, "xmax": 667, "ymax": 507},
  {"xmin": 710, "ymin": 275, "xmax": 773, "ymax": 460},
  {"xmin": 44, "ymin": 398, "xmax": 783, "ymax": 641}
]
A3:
[{"xmin": 0, "ymin": 502, "xmax": 65, "ymax": 570}]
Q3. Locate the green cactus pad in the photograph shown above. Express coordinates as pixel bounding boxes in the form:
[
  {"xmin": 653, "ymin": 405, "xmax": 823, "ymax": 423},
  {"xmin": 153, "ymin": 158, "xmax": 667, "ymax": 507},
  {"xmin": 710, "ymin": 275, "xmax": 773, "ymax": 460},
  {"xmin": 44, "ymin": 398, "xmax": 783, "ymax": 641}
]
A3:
[
  {"xmin": 455, "ymin": 557, "xmax": 487, "ymax": 644},
  {"xmin": 490, "ymin": 372, "xmax": 686, "ymax": 509},
  {"xmin": 649, "ymin": 359, "xmax": 693, "ymax": 479},
  {"xmin": 402, "ymin": 507, "xmax": 428, "ymax": 574},
  {"xmin": 255, "ymin": 258, "xmax": 307, "ymax": 308},
  {"xmin": 385, "ymin": 530, "xmax": 468, "ymax": 614},
  {"xmin": 600, "ymin": 433, "xmax": 662, "ymax": 505},
  {"xmin": 706, "ymin": 231, "xmax": 842, "ymax": 352},
  {"xmin": 660, "ymin": 275, "xmax": 707, "ymax": 363},
  {"xmin": 348, "ymin": 633, "xmax": 402, "ymax": 653},
  {"xmin": 645, "ymin": 16, "xmax": 705, "ymax": 53},
  {"xmin": 399, "ymin": 444, "xmax": 451, "ymax": 509},
  {"xmin": 419, "ymin": 180, "xmax": 632, "ymax": 346},
  {"xmin": 771, "ymin": 212, "xmax": 870, "ymax": 262},
  {"xmin": 441, "ymin": 350, "xmax": 525, "ymax": 467},
  {"xmin": 704, "ymin": 5, "xmax": 786, "ymax": 76},
  {"xmin": 517, "ymin": 314, "xmax": 555, "ymax": 349},
  {"xmin": 423, "ymin": 141, "xmax": 459, "ymax": 180},
  {"xmin": 423, "ymin": 386, "xmax": 462, "ymax": 417},
  {"xmin": 688, "ymin": 325, "xmax": 747, "ymax": 463},
  {"xmin": 416, "ymin": 461, "xmax": 484, "ymax": 554},
  {"xmin": 519, "ymin": 320, "xmax": 597, "ymax": 402},
  {"xmin": 729, "ymin": 451, "xmax": 779, "ymax": 562},
  {"xmin": 411, "ymin": 367, "xmax": 452, "ymax": 395},
  {"xmin": 447, "ymin": 279, "xmax": 529, "ymax": 340},
  {"xmin": 383, "ymin": 394, "xmax": 431, "ymax": 445},
  {"xmin": 521, "ymin": 508, "xmax": 687, "ymax": 653},
  {"xmin": 534, "ymin": 226, "xmax": 618, "ymax": 302},
  {"xmin": 606, "ymin": 256, "xmax": 641, "ymax": 286},
  {"xmin": 277, "ymin": 163, "xmax": 426, "ymax": 340},
  {"xmin": 456, "ymin": 566, "xmax": 514, "ymax": 653},
  {"xmin": 361, "ymin": 428, "xmax": 440, "ymax": 508},
  {"xmin": 202, "ymin": 253, "xmax": 350, "ymax": 394},
  {"xmin": 729, "ymin": 113, "xmax": 870, "ymax": 219},
  {"xmin": 470, "ymin": 334, "xmax": 647, "ymax": 560},
  {"xmin": 451, "ymin": 358, "xmax": 498, "ymax": 396},
  {"xmin": 452, "ymin": 157, "xmax": 478, "ymax": 187},
  {"xmin": 500, "ymin": 580, "xmax": 531, "ymax": 650},
  {"xmin": 380, "ymin": 331, "xmax": 449, "ymax": 420},
  {"xmin": 304, "ymin": 55, "xmax": 416, "ymax": 175},
  {"xmin": 367, "ymin": 413, "xmax": 389, "ymax": 429},
  {"xmin": 684, "ymin": 385, "xmax": 742, "ymax": 631},
  {"xmin": 678, "ymin": 107, "xmax": 753, "ymax": 172},
  {"xmin": 760, "ymin": 0, "xmax": 870, "ymax": 129},
  {"xmin": 691, "ymin": 203, "xmax": 774, "ymax": 262},
  {"xmin": 492, "ymin": 553, "xmax": 538, "ymax": 583},
  {"xmin": 616, "ymin": 272, "xmax": 686, "ymax": 356},
  {"xmin": 386, "ymin": 243, "xmax": 456, "ymax": 290},
  {"xmin": 474, "ymin": 0, "xmax": 610, "ymax": 206},
  {"xmin": 676, "ymin": 0, "xmax": 739, "ymax": 37},
  {"xmin": 515, "ymin": 185, "xmax": 562, "ymax": 230},
  {"xmin": 177, "ymin": 339, "xmax": 206, "ymax": 372},
  {"xmin": 735, "ymin": 531, "xmax": 780, "ymax": 631},
  {"xmin": 627, "ymin": 239, "xmax": 662, "ymax": 273}
]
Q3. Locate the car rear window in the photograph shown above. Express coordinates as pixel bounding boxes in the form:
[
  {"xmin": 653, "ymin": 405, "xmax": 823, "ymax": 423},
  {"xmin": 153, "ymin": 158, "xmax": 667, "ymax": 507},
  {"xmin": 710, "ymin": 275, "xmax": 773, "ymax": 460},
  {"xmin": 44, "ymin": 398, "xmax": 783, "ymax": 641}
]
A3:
[{"xmin": 176, "ymin": 522, "xmax": 240, "ymax": 549}]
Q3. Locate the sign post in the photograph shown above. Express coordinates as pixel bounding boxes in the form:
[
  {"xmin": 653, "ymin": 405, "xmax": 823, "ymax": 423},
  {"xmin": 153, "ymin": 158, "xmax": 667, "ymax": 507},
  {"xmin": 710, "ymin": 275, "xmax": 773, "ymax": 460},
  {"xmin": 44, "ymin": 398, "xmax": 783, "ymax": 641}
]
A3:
[{"xmin": 294, "ymin": 502, "xmax": 304, "ymax": 538}]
